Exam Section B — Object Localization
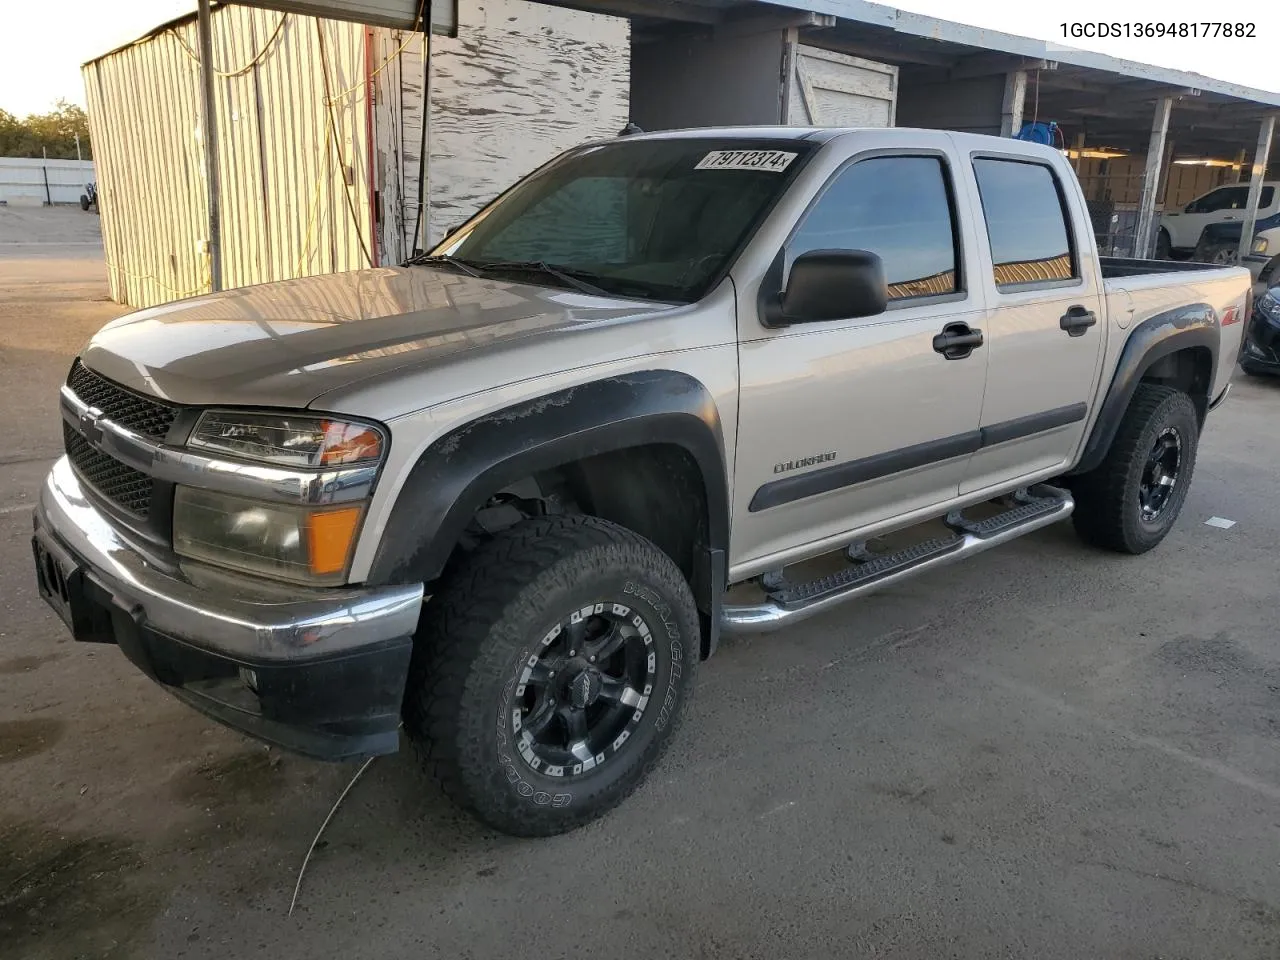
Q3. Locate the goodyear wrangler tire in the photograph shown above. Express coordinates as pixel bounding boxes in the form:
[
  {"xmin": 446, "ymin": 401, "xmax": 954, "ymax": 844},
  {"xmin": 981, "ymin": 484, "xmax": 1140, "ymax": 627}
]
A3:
[
  {"xmin": 403, "ymin": 514, "xmax": 699, "ymax": 837},
  {"xmin": 1071, "ymin": 383, "xmax": 1199, "ymax": 555}
]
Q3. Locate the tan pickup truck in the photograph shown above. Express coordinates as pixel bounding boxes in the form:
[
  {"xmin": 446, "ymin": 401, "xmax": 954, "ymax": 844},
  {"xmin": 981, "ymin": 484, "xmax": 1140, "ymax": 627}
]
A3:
[{"xmin": 32, "ymin": 127, "xmax": 1250, "ymax": 836}]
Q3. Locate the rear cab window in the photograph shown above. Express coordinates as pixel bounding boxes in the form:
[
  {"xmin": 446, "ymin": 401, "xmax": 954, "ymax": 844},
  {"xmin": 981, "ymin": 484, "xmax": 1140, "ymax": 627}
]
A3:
[{"xmin": 972, "ymin": 157, "xmax": 1078, "ymax": 291}]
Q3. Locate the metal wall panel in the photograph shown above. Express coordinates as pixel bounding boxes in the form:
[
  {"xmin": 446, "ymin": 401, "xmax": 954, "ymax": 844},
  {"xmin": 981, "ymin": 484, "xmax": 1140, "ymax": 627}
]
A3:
[
  {"xmin": 84, "ymin": 0, "xmax": 629, "ymax": 307},
  {"xmin": 83, "ymin": 7, "xmax": 375, "ymax": 308}
]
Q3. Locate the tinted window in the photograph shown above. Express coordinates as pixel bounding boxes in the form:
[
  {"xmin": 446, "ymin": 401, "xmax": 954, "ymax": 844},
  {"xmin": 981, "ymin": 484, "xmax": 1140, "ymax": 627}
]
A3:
[
  {"xmin": 790, "ymin": 156, "xmax": 958, "ymax": 300},
  {"xmin": 1263, "ymin": 187, "xmax": 1276, "ymax": 208},
  {"xmin": 437, "ymin": 139, "xmax": 812, "ymax": 302},
  {"xmin": 1187, "ymin": 187, "xmax": 1248, "ymax": 213},
  {"xmin": 973, "ymin": 158, "xmax": 1076, "ymax": 288}
]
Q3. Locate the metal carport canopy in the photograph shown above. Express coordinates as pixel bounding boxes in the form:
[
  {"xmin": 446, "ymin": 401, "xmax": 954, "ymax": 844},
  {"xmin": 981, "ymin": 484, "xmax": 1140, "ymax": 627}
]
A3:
[{"xmin": 232, "ymin": 0, "xmax": 456, "ymax": 31}]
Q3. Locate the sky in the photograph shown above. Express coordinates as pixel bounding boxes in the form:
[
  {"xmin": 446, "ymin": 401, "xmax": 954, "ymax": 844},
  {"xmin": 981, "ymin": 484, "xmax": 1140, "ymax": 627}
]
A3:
[{"xmin": 0, "ymin": 0, "xmax": 1276, "ymax": 116}]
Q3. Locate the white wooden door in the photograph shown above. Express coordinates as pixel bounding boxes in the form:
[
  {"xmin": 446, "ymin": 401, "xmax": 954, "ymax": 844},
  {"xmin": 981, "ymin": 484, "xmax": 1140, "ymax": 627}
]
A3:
[{"xmin": 787, "ymin": 46, "xmax": 897, "ymax": 127}]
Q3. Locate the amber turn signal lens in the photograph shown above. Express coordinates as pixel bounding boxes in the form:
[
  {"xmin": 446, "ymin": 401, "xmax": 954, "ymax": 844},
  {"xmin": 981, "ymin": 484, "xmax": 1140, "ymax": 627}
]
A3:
[
  {"xmin": 305, "ymin": 506, "xmax": 364, "ymax": 575},
  {"xmin": 319, "ymin": 421, "xmax": 384, "ymax": 466}
]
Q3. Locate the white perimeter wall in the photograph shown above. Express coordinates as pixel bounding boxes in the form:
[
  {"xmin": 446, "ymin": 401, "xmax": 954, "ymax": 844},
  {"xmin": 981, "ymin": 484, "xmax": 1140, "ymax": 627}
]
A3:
[{"xmin": 0, "ymin": 158, "xmax": 95, "ymax": 205}]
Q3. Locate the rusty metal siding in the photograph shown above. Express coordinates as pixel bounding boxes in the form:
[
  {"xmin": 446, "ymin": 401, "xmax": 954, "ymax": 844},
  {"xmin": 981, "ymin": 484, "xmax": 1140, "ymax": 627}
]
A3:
[
  {"xmin": 424, "ymin": 0, "xmax": 630, "ymax": 246},
  {"xmin": 83, "ymin": 7, "xmax": 375, "ymax": 309}
]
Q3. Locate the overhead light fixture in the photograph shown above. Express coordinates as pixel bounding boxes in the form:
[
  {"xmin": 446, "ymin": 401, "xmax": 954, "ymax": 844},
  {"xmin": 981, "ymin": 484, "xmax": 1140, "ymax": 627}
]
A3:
[
  {"xmin": 1065, "ymin": 149, "xmax": 1129, "ymax": 159},
  {"xmin": 1173, "ymin": 158, "xmax": 1237, "ymax": 167}
]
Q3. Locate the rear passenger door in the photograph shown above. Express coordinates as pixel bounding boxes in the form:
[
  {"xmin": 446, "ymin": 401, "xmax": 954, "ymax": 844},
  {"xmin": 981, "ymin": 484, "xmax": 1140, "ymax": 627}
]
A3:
[{"xmin": 958, "ymin": 153, "xmax": 1105, "ymax": 496}]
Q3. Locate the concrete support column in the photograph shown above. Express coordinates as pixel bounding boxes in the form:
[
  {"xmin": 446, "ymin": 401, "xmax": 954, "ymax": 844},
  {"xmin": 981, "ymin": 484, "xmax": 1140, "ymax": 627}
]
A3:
[
  {"xmin": 1238, "ymin": 115, "xmax": 1276, "ymax": 266},
  {"xmin": 1000, "ymin": 70, "xmax": 1027, "ymax": 137},
  {"xmin": 1135, "ymin": 96, "xmax": 1173, "ymax": 259}
]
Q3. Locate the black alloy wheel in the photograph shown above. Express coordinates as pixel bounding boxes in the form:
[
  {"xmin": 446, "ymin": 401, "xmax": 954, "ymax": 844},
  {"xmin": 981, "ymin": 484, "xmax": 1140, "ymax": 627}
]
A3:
[
  {"xmin": 511, "ymin": 604, "xmax": 656, "ymax": 778},
  {"xmin": 1138, "ymin": 426, "xmax": 1182, "ymax": 522}
]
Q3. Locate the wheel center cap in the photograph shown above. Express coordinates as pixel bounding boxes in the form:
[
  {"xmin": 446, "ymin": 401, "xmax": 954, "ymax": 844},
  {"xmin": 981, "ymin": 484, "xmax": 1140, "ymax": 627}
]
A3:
[{"xmin": 569, "ymin": 670, "xmax": 600, "ymax": 709}]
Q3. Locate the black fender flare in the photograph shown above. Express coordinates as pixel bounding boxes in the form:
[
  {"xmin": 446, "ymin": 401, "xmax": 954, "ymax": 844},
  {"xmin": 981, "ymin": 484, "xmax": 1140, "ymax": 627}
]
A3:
[
  {"xmin": 365, "ymin": 369, "xmax": 730, "ymax": 652},
  {"xmin": 1070, "ymin": 303, "xmax": 1219, "ymax": 476}
]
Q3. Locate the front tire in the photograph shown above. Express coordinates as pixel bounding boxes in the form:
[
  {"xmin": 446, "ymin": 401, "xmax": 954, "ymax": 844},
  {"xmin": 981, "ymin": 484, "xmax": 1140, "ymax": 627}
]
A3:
[
  {"xmin": 1071, "ymin": 384, "xmax": 1199, "ymax": 554},
  {"xmin": 403, "ymin": 515, "xmax": 699, "ymax": 836}
]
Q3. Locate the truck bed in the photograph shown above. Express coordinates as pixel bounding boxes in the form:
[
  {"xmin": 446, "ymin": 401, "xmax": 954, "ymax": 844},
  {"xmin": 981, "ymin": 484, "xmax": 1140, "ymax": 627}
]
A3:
[{"xmin": 1099, "ymin": 256, "xmax": 1233, "ymax": 279}]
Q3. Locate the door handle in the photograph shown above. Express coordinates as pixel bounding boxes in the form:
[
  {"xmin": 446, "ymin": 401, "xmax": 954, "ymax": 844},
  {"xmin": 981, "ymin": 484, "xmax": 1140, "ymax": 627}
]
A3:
[
  {"xmin": 1060, "ymin": 306, "xmax": 1097, "ymax": 337},
  {"xmin": 932, "ymin": 321, "xmax": 984, "ymax": 360}
]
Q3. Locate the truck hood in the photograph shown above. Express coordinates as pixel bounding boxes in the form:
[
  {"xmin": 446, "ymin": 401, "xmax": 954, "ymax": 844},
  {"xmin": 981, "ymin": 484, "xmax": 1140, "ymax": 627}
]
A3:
[{"xmin": 80, "ymin": 267, "xmax": 676, "ymax": 409}]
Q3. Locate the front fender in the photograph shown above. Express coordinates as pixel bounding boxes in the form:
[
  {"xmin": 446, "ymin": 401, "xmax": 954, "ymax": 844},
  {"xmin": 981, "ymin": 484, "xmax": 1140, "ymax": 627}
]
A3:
[{"xmin": 365, "ymin": 370, "xmax": 729, "ymax": 598}]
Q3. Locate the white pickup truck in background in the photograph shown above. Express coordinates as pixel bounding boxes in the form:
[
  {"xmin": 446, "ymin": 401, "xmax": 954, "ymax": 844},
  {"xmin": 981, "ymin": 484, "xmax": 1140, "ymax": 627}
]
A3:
[{"xmin": 1159, "ymin": 180, "xmax": 1280, "ymax": 259}]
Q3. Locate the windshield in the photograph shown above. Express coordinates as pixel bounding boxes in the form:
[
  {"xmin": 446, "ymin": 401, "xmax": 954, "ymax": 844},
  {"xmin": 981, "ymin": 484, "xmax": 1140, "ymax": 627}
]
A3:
[{"xmin": 428, "ymin": 138, "xmax": 815, "ymax": 302}]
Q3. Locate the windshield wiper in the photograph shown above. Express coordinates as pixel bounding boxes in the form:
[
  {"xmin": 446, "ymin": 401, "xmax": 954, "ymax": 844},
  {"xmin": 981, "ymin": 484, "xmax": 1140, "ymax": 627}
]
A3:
[
  {"xmin": 405, "ymin": 254, "xmax": 485, "ymax": 277},
  {"xmin": 477, "ymin": 260, "xmax": 611, "ymax": 297}
]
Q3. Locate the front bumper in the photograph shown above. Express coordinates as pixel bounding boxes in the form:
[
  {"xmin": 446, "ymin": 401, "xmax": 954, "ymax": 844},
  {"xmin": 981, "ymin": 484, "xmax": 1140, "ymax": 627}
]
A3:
[{"xmin": 32, "ymin": 457, "xmax": 425, "ymax": 760}]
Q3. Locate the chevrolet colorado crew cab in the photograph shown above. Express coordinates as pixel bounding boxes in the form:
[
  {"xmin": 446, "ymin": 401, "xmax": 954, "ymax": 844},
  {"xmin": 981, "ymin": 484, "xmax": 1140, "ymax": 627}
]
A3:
[{"xmin": 32, "ymin": 127, "xmax": 1250, "ymax": 836}]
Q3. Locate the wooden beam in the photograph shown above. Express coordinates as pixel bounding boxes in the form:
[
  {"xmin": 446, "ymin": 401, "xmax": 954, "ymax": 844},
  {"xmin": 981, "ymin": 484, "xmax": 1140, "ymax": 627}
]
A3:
[
  {"xmin": 718, "ymin": 8, "xmax": 834, "ymax": 37},
  {"xmin": 805, "ymin": 36, "xmax": 955, "ymax": 67},
  {"xmin": 558, "ymin": 0, "xmax": 725, "ymax": 24},
  {"xmin": 951, "ymin": 54, "xmax": 1056, "ymax": 80},
  {"xmin": 1001, "ymin": 71, "xmax": 1027, "ymax": 138},
  {"xmin": 1238, "ymin": 116, "xmax": 1276, "ymax": 265},
  {"xmin": 1136, "ymin": 97, "xmax": 1173, "ymax": 259}
]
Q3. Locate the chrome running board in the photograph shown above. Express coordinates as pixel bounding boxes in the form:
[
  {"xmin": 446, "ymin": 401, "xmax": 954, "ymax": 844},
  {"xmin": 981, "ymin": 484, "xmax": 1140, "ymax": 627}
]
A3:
[{"xmin": 721, "ymin": 485, "xmax": 1074, "ymax": 636}]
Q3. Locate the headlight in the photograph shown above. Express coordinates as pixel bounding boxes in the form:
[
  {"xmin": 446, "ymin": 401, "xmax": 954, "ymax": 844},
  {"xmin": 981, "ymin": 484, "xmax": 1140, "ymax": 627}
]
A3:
[
  {"xmin": 189, "ymin": 411, "xmax": 385, "ymax": 467},
  {"xmin": 1254, "ymin": 237, "xmax": 1270, "ymax": 255},
  {"xmin": 173, "ymin": 486, "xmax": 364, "ymax": 585},
  {"xmin": 1261, "ymin": 293, "xmax": 1280, "ymax": 322}
]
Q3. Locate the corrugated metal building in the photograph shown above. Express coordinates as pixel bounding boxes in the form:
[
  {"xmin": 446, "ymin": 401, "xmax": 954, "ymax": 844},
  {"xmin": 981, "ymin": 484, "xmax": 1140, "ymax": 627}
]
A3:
[
  {"xmin": 83, "ymin": 0, "xmax": 910, "ymax": 308},
  {"xmin": 88, "ymin": 0, "xmax": 1279, "ymax": 309},
  {"xmin": 83, "ymin": 0, "xmax": 631, "ymax": 307}
]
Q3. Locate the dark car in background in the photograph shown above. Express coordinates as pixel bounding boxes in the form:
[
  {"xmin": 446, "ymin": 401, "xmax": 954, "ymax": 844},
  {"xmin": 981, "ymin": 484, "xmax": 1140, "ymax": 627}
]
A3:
[
  {"xmin": 1241, "ymin": 284, "xmax": 1280, "ymax": 377},
  {"xmin": 1193, "ymin": 211, "xmax": 1280, "ymax": 286}
]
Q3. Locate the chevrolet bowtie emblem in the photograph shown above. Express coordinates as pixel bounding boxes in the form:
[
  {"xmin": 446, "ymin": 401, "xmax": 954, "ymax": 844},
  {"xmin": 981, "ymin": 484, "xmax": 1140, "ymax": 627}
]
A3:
[{"xmin": 78, "ymin": 406, "xmax": 105, "ymax": 445}]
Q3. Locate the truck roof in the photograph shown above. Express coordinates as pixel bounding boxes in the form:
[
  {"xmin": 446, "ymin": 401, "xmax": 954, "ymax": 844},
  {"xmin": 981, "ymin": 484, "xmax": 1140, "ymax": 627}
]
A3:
[{"xmin": 615, "ymin": 125, "xmax": 1065, "ymax": 159}]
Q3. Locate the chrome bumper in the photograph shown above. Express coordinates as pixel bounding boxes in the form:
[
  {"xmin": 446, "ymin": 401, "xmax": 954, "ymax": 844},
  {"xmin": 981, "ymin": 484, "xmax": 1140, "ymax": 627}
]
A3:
[{"xmin": 35, "ymin": 456, "xmax": 424, "ymax": 661}]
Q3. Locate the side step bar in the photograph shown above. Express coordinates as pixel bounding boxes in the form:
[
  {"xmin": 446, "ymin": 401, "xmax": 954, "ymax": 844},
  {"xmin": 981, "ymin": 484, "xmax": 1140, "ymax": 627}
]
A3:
[{"xmin": 721, "ymin": 485, "xmax": 1074, "ymax": 635}]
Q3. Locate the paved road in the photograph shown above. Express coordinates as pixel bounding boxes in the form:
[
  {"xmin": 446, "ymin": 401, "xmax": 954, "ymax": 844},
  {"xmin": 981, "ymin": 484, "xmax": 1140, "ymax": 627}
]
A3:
[{"xmin": 3, "ymin": 208, "xmax": 1280, "ymax": 959}]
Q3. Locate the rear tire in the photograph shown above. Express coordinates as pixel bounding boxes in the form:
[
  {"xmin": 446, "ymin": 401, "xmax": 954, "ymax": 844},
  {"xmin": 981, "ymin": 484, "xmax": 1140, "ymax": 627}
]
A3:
[
  {"xmin": 402, "ymin": 514, "xmax": 699, "ymax": 837},
  {"xmin": 1155, "ymin": 228, "xmax": 1172, "ymax": 260},
  {"xmin": 79, "ymin": 195, "xmax": 90, "ymax": 211},
  {"xmin": 1071, "ymin": 384, "xmax": 1199, "ymax": 554}
]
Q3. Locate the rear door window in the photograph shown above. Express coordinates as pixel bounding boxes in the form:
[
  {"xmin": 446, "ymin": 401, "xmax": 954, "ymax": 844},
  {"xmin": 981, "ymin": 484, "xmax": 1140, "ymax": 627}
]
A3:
[{"xmin": 972, "ymin": 158, "xmax": 1077, "ymax": 289}]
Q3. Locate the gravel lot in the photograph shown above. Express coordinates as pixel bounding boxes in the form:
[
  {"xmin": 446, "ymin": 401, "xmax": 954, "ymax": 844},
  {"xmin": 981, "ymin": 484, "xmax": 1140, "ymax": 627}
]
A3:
[{"xmin": 2, "ymin": 206, "xmax": 1279, "ymax": 960}]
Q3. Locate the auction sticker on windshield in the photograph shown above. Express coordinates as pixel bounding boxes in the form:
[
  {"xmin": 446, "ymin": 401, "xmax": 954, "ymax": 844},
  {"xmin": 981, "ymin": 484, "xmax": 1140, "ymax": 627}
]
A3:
[{"xmin": 695, "ymin": 150, "xmax": 797, "ymax": 172}]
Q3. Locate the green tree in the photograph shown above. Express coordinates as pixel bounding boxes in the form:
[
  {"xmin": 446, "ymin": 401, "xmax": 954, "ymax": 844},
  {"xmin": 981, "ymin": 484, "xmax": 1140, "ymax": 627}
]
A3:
[{"xmin": 0, "ymin": 100, "xmax": 91, "ymax": 159}]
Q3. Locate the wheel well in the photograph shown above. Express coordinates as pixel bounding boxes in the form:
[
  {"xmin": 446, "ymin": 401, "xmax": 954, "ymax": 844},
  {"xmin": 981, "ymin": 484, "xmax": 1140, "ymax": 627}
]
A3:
[
  {"xmin": 435, "ymin": 443, "xmax": 714, "ymax": 651},
  {"xmin": 1140, "ymin": 346, "xmax": 1212, "ymax": 423}
]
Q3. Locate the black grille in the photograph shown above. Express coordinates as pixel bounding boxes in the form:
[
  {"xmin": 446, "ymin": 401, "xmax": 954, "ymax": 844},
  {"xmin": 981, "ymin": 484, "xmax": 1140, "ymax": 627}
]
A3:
[
  {"xmin": 63, "ymin": 422, "xmax": 154, "ymax": 518},
  {"xmin": 66, "ymin": 359, "xmax": 178, "ymax": 440}
]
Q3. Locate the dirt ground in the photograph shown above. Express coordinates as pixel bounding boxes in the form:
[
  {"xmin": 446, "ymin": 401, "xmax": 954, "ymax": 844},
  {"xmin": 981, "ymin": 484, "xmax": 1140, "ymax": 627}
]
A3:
[{"xmin": 3, "ymin": 206, "xmax": 1280, "ymax": 960}]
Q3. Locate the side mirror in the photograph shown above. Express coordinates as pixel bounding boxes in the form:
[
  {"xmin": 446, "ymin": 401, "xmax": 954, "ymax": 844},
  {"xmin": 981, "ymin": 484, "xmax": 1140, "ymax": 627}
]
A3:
[
  {"xmin": 776, "ymin": 249, "xmax": 888, "ymax": 324},
  {"xmin": 445, "ymin": 223, "xmax": 462, "ymax": 238}
]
